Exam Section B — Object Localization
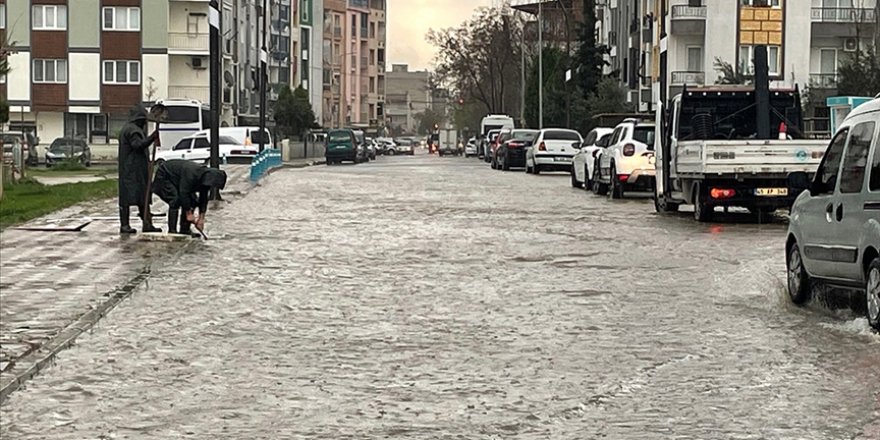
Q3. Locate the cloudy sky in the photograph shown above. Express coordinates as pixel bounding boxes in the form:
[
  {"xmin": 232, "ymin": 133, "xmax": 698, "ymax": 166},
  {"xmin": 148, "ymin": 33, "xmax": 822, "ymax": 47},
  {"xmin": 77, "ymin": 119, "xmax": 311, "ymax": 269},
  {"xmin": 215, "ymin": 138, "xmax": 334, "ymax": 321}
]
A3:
[{"xmin": 386, "ymin": 0, "xmax": 491, "ymax": 71}]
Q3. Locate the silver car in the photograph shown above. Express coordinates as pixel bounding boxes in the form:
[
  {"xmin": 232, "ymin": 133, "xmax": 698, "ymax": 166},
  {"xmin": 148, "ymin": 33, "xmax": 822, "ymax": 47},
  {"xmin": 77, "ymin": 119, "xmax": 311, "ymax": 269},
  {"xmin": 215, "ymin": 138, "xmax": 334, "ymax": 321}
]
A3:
[{"xmin": 786, "ymin": 97, "xmax": 880, "ymax": 330}]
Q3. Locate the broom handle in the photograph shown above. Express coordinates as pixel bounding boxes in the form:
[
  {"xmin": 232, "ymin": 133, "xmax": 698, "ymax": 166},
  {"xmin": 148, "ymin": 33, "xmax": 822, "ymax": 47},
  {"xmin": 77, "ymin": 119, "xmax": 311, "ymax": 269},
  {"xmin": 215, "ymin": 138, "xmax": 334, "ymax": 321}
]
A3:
[{"xmin": 143, "ymin": 125, "xmax": 159, "ymax": 226}]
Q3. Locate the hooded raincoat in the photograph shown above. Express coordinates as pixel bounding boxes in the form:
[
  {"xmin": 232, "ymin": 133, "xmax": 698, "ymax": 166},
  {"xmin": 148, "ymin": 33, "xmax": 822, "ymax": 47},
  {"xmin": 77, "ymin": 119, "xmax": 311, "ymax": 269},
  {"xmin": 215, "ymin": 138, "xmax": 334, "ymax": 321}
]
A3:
[
  {"xmin": 152, "ymin": 159, "xmax": 228, "ymax": 213},
  {"xmin": 117, "ymin": 105, "xmax": 156, "ymax": 207}
]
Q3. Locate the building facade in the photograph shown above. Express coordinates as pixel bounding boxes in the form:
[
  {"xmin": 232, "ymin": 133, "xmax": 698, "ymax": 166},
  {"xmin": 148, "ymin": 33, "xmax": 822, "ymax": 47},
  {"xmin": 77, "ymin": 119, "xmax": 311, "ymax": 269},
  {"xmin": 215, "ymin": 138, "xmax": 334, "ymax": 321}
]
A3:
[
  {"xmin": 384, "ymin": 64, "xmax": 430, "ymax": 135},
  {"xmin": 0, "ymin": 0, "xmax": 327, "ymax": 145},
  {"xmin": 321, "ymin": 0, "xmax": 386, "ymax": 129},
  {"xmin": 598, "ymin": 0, "xmax": 878, "ymax": 122}
]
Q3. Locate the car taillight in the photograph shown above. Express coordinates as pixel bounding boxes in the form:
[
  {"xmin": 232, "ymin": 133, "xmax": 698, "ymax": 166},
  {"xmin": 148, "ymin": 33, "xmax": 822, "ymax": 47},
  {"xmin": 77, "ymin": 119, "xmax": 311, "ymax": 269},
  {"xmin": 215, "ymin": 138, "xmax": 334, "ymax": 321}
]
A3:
[
  {"xmin": 710, "ymin": 188, "xmax": 736, "ymax": 199},
  {"xmin": 538, "ymin": 142, "xmax": 546, "ymax": 151},
  {"xmin": 618, "ymin": 174, "xmax": 630, "ymax": 182},
  {"xmin": 623, "ymin": 143, "xmax": 636, "ymax": 156},
  {"xmin": 508, "ymin": 141, "xmax": 523, "ymax": 148}
]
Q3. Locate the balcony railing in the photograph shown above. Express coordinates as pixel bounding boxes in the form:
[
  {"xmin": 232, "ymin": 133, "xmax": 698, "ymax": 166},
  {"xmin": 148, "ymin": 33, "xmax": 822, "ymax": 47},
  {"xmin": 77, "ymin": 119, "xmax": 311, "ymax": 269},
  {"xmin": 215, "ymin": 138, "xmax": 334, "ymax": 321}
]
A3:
[
  {"xmin": 168, "ymin": 32, "xmax": 209, "ymax": 52},
  {"xmin": 671, "ymin": 5, "xmax": 707, "ymax": 20},
  {"xmin": 671, "ymin": 71, "xmax": 706, "ymax": 85},
  {"xmin": 169, "ymin": 86, "xmax": 210, "ymax": 103},
  {"xmin": 811, "ymin": 7, "xmax": 876, "ymax": 23},
  {"xmin": 810, "ymin": 73, "xmax": 839, "ymax": 89}
]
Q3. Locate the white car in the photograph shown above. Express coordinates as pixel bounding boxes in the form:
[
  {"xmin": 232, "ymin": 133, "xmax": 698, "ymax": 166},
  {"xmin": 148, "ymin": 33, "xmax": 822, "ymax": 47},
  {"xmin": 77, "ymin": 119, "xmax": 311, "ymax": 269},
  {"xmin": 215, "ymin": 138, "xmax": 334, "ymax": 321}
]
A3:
[
  {"xmin": 571, "ymin": 127, "xmax": 613, "ymax": 189},
  {"xmin": 593, "ymin": 119, "xmax": 656, "ymax": 198},
  {"xmin": 155, "ymin": 133, "xmax": 257, "ymax": 165},
  {"xmin": 525, "ymin": 128, "xmax": 584, "ymax": 174},
  {"xmin": 465, "ymin": 137, "xmax": 478, "ymax": 157}
]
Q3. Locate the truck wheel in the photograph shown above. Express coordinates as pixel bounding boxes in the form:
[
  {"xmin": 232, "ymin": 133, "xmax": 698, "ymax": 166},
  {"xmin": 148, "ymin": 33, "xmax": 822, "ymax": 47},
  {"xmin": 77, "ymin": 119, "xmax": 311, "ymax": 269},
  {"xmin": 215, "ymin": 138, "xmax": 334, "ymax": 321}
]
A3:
[
  {"xmin": 654, "ymin": 185, "xmax": 679, "ymax": 213},
  {"xmin": 867, "ymin": 258, "xmax": 880, "ymax": 331},
  {"xmin": 694, "ymin": 185, "xmax": 713, "ymax": 222},
  {"xmin": 787, "ymin": 242, "xmax": 812, "ymax": 305},
  {"xmin": 609, "ymin": 164, "xmax": 624, "ymax": 199},
  {"xmin": 570, "ymin": 166, "xmax": 582, "ymax": 188}
]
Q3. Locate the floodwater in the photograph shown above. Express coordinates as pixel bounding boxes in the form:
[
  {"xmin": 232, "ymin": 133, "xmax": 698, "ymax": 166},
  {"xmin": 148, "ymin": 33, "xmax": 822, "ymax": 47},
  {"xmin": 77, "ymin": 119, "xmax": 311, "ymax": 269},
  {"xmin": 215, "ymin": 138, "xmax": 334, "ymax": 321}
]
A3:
[{"xmin": 2, "ymin": 153, "xmax": 878, "ymax": 439}]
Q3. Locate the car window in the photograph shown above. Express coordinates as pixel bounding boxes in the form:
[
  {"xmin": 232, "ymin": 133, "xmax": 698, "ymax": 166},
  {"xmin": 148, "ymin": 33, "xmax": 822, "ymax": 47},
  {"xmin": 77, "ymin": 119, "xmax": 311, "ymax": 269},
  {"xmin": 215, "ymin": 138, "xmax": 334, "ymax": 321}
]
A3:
[
  {"xmin": 815, "ymin": 128, "xmax": 849, "ymax": 196},
  {"xmin": 872, "ymin": 126, "xmax": 880, "ymax": 192},
  {"xmin": 584, "ymin": 131, "xmax": 597, "ymax": 145},
  {"xmin": 544, "ymin": 130, "xmax": 581, "ymax": 141},
  {"xmin": 193, "ymin": 138, "xmax": 210, "ymax": 150},
  {"xmin": 597, "ymin": 134, "xmax": 611, "ymax": 147},
  {"xmin": 633, "ymin": 127, "xmax": 655, "ymax": 147},
  {"xmin": 839, "ymin": 121, "xmax": 875, "ymax": 194},
  {"xmin": 173, "ymin": 139, "xmax": 191, "ymax": 151},
  {"xmin": 512, "ymin": 130, "xmax": 538, "ymax": 141},
  {"xmin": 610, "ymin": 128, "xmax": 622, "ymax": 145}
]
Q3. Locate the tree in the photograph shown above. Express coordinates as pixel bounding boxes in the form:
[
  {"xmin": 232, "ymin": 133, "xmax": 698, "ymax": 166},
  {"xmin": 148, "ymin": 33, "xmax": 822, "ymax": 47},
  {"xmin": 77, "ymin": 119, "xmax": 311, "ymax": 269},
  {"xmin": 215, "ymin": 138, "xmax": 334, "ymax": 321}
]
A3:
[
  {"xmin": 837, "ymin": 48, "xmax": 880, "ymax": 97},
  {"xmin": 427, "ymin": 7, "xmax": 524, "ymax": 116},
  {"xmin": 525, "ymin": 46, "xmax": 569, "ymax": 129},
  {"xmin": 573, "ymin": 0, "xmax": 609, "ymax": 97},
  {"xmin": 414, "ymin": 107, "xmax": 446, "ymax": 135},
  {"xmin": 713, "ymin": 57, "xmax": 753, "ymax": 85},
  {"xmin": 274, "ymin": 85, "xmax": 319, "ymax": 139}
]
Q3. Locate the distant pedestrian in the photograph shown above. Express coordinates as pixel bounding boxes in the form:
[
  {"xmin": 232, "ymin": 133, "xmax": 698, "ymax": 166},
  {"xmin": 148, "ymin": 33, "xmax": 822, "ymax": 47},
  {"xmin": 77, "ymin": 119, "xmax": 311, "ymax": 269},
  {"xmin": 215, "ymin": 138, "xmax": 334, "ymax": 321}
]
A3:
[
  {"xmin": 118, "ymin": 104, "xmax": 161, "ymax": 234},
  {"xmin": 152, "ymin": 159, "xmax": 227, "ymax": 236}
]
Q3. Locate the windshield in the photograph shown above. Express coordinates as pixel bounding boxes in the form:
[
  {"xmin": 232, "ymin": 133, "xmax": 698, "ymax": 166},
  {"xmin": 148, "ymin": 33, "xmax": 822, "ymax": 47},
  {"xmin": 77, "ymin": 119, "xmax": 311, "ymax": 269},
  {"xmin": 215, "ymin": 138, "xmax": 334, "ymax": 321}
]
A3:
[
  {"xmin": 49, "ymin": 139, "xmax": 85, "ymax": 152},
  {"xmin": 163, "ymin": 106, "xmax": 200, "ymax": 124},
  {"xmin": 633, "ymin": 127, "xmax": 655, "ymax": 146},
  {"xmin": 512, "ymin": 130, "xmax": 539, "ymax": 141},
  {"xmin": 543, "ymin": 130, "xmax": 580, "ymax": 141}
]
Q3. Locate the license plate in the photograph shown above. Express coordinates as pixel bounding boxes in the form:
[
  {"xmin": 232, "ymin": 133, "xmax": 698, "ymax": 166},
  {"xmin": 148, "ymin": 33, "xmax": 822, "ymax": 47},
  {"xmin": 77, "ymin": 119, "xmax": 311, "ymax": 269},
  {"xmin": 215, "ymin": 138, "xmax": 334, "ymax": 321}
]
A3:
[
  {"xmin": 755, "ymin": 188, "xmax": 788, "ymax": 197},
  {"xmin": 554, "ymin": 157, "xmax": 569, "ymax": 162},
  {"xmin": 335, "ymin": 146, "xmax": 348, "ymax": 150}
]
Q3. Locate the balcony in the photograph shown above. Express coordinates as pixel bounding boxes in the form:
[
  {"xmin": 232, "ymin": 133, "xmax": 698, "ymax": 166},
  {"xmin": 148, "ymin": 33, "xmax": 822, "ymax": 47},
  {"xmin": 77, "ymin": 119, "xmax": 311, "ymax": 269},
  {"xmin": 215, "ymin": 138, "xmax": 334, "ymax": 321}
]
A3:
[
  {"xmin": 810, "ymin": 73, "xmax": 839, "ymax": 89},
  {"xmin": 670, "ymin": 5, "xmax": 706, "ymax": 35},
  {"xmin": 811, "ymin": 8, "xmax": 876, "ymax": 37},
  {"xmin": 169, "ymin": 86, "xmax": 210, "ymax": 103},
  {"xmin": 671, "ymin": 71, "xmax": 705, "ymax": 86},
  {"xmin": 168, "ymin": 32, "xmax": 209, "ymax": 55}
]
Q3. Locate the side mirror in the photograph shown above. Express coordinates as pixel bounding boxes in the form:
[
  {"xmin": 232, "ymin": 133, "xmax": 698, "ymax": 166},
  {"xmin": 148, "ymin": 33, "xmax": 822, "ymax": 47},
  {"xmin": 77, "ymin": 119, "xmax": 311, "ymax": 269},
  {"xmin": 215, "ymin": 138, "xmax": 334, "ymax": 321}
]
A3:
[
  {"xmin": 788, "ymin": 172, "xmax": 812, "ymax": 195},
  {"xmin": 572, "ymin": 142, "xmax": 582, "ymax": 149}
]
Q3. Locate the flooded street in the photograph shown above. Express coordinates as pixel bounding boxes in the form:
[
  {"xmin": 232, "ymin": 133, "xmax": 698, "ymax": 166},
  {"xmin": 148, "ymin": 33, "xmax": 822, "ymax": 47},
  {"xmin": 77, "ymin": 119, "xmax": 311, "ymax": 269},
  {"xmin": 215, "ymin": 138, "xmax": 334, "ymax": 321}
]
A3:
[{"xmin": 2, "ymin": 153, "xmax": 878, "ymax": 439}]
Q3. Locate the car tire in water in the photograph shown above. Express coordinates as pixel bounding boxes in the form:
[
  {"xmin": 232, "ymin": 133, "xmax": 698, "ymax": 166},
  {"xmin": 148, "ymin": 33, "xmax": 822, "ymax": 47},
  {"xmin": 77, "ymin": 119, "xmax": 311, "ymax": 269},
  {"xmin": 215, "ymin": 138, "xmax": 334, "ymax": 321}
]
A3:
[
  {"xmin": 787, "ymin": 242, "xmax": 812, "ymax": 305},
  {"xmin": 694, "ymin": 184, "xmax": 713, "ymax": 222},
  {"xmin": 592, "ymin": 165, "xmax": 608, "ymax": 196},
  {"xmin": 533, "ymin": 164, "xmax": 541, "ymax": 175},
  {"xmin": 609, "ymin": 164, "xmax": 623, "ymax": 199},
  {"xmin": 570, "ymin": 166, "xmax": 582, "ymax": 188},
  {"xmin": 654, "ymin": 184, "xmax": 680, "ymax": 213},
  {"xmin": 502, "ymin": 153, "xmax": 511, "ymax": 171},
  {"xmin": 866, "ymin": 258, "xmax": 880, "ymax": 331}
]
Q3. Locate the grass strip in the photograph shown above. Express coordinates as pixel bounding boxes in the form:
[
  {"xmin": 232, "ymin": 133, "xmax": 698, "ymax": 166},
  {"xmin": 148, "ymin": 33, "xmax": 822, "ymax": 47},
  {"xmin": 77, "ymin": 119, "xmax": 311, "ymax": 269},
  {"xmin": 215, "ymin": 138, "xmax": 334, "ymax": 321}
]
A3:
[{"xmin": 0, "ymin": 179, "xmax": 117, "ymax": 229}]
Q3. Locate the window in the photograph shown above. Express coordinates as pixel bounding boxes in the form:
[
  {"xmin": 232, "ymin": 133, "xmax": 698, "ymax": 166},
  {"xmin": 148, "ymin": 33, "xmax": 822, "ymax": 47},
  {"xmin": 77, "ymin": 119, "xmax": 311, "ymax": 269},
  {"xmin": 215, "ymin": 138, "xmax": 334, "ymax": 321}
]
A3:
[
  {"xmin": 32, "ymin": 5, "xmax": 67, "ymax": 30},
  {"xmin": 871, "ymin": 127, "xmax": 880, "ymax": 191},
  {"xmin": 351, "ymin": 14, "xmax": 357, "ymax": 37},
  {"xmin": 741, "ymin": 0, "xmax": 780, "ymax": 6},
  {"xmin": 370, "ymin": 22, "xmax": 376, "ymax": 39},
  {"xmin": 301, "ymin": 0, "xmax": 310, "ymax": 22},
  {"xmin": 369, "ymin": 77, "xmax": 375, "ymax": 93},
  {"xmin": 369, "ymin": 49, "xmax": 375, "ymax": 65},
  {"xmin": 815, "ymin": 128, "xmax": 849, "ymax": 195},
  {"xmin": 187, "ymin": 13, "xmax": 203, "ymax": 34},
  {"xmin": 839, "ymin": 122, "xmax": 875, "ymax": 193},
  {"xmin": 173, "ymin": 139, "xmax": 192, "ymax": 151},
  {"xmin": 103, "ymin": 60, "xmax": 140, "ymax": 85},
  {"xmin": 33, "ymin": 59, "xmax": 68, "ymax": 83},
  {"xmin": 1, "ymin": 4, "xmax": 6, "ymax": 29},
  {"xmin": 193, "ymin": 138, "xmax": 210, "ymax": 150},
  {"xmin": 102, "ymin": 7, "xmax": 140, "ymax": 31},
  {"xmin": 686, "ymin": 46, "xmax": 703, "ymax": 72},
  {"xmin": 739, "ymin": 45, "xmax": 781, "ymax": 76}
]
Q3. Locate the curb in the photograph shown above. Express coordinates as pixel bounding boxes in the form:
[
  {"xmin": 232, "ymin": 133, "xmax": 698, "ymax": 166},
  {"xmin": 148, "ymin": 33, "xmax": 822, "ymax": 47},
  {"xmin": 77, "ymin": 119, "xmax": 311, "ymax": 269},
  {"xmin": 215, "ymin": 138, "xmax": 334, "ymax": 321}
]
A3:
[{"xmin": 0, "ymin": 268, "xmax": 153, "ymax": 404}]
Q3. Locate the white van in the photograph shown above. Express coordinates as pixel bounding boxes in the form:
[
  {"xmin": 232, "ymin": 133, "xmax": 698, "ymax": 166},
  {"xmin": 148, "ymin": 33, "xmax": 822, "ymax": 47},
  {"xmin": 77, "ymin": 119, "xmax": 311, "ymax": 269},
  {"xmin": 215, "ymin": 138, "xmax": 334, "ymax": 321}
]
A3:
[
  {"xmin": 217, "ymin": 127, "xmax": 273, "ymax": 149},
  {"xmin": 480, "ymin": 115, "xmax": 515, "ymax": 160}
]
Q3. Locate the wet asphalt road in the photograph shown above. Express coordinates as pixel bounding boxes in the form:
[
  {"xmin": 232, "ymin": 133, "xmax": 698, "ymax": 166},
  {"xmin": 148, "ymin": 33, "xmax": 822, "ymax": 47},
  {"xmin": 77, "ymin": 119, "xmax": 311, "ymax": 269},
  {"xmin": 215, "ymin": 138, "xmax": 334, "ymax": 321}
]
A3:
[{"xmin": 2, "ymin": 152, "xmax": 879, "ymax": 439}]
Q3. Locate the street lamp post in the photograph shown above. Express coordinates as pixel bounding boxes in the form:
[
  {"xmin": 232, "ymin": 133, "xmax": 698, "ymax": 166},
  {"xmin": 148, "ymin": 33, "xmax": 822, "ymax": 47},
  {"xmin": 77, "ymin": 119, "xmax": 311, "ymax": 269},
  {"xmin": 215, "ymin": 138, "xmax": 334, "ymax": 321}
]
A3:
[
  {"xmin": 259, "ymin": 0, "xmax": 268, "ymax": 152},
  {"xmin": 538, "ymin": 0, "xmax": 543, "ymax": 130},
  {"xmin": 209, "ymin": 0, "xmax": 221, "ymax": 170}
]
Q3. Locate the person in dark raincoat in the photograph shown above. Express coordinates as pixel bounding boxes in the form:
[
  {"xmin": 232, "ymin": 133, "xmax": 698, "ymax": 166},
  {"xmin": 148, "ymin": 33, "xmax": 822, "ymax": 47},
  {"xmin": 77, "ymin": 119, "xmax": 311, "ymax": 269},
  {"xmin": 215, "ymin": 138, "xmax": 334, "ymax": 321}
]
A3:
[
  {"xmin": 117, "ymin": 104, "xmax": 161, "ymax": 234},
  {"xmin": 152, "ymin": 159, "xmax": 227, "ymax": 236}
]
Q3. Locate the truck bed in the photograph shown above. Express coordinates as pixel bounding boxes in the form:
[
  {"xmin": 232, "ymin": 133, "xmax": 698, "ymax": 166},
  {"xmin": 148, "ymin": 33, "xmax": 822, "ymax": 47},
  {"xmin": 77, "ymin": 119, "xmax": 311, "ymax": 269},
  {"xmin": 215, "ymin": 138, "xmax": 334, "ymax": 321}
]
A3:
[{"xmin": 673, "ymin": 139, "xmax": 827, "ymax": 178}]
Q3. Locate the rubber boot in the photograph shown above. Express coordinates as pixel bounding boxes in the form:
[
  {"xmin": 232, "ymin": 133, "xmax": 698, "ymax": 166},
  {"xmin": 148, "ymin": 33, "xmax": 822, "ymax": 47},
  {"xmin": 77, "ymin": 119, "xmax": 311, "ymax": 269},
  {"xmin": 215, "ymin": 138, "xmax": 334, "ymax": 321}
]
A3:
[
  {"xmin": 119, "ymin": 207, "xmax": 136, "ymax": 234},
  {"xmin": 167, "ymin": 209, "xmax": 179, "ymax": 235},
  {"xmin": 139, "ymin": 206, "xmax": 162, "ymax": 233}
]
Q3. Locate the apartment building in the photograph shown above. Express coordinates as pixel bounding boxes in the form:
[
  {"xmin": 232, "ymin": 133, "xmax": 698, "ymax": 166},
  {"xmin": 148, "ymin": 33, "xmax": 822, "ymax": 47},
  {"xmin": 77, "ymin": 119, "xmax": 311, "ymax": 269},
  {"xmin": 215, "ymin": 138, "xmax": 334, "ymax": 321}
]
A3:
[
  {"xmin": 0, "ymin": 0, "xmax": 309, "ymax": 144},
  {"xmin": 321, "ymin": 0, "xmax": 386, "ymax": 129},
  {"xmin": 598, "ymin": 0, "xmax": 879, "ymax": 120},
  {"xmin": 384, "ymin": 64, "xmax": 430, "ymax": 135}
]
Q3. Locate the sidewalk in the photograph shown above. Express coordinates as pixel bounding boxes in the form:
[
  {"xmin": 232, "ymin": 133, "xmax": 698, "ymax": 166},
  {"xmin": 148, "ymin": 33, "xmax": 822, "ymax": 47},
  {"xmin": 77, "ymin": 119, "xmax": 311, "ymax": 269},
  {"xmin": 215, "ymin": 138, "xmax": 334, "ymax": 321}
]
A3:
[{"xmin": 0, "ymin": 162, "xmax": 315, "ymax": 401}]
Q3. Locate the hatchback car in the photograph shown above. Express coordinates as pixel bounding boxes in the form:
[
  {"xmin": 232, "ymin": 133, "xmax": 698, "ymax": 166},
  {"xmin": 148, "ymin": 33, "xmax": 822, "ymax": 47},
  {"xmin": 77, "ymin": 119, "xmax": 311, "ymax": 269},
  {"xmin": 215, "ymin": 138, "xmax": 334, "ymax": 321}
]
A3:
[
  {"xmin": 525, "ymin": 128, "xmax": 583, "ymax": 174},
  {"xmin": 494, "ymin": 129, "xmax": 539, "ymax": 171},
  {"xmin": 571, "ymin": 128, "xmax": 613, "ymax": 189},
  {"xmin": 786, "ymin": 97, "xmax": 880, "ymax": 330},
  {"xmin": 46, "ymin": 137, "xmax": 91, "ymax": 167}
]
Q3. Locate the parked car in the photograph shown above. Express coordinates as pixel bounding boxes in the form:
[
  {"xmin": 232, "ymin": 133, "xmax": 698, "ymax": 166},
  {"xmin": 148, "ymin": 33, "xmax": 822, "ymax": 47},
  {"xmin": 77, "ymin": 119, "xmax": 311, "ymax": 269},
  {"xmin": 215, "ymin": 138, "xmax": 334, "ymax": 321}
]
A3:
[
  {"xmin": 1, "ymin": 134, "xmax": 21, "ymax": 164},
  {"xmin": 45, "ymin": 137, "xmax": 91, "ymax": 167},
  {"xmin": 785, "ymin": 96, "xmax": 880, "ymax": 331},
  {"xmin": 525, "ymin": 128, "xmax": 583, "ymax": 174},
  {"xmin": 593, "ymin": 119, "xmax": 656, "ymax": 198},
  {"xmin": 483, "ymin": 129, "xmax": 502, "ymax": 163},
  {"xmin": 387, "ymin": 139, "xmax": 415, "ymax": 155},
  {"xmin": 465, "ymin": 137, "xmax": 479, "ymax": 157},
  {"xmin": 155, "ymin": 133, "xmax": 257, "ymax": 165},
  {"xmin": 209, "ymin": 126, "xmax": 272, "ymax": 150},
  {"xmin": 2, "ymin": 132, "xmax": 41, "ymax": 165},
  {"xmin": 494, "ymin": 129, "xmax": 539, "ymax": 171},
  {"xmin": 571, "ymin": 128, "xmax": 613, "ymax": 189},
  {"xmin": 490, "ymin": 129, "xmax": 513, "ymax": 169},
  {"xmin": 365, "ymin": 137, "xmax": 378, "ymax": 160},
  {"xmin": 325, "ymin": 129, "xmax": 360, "ymax": 164}
]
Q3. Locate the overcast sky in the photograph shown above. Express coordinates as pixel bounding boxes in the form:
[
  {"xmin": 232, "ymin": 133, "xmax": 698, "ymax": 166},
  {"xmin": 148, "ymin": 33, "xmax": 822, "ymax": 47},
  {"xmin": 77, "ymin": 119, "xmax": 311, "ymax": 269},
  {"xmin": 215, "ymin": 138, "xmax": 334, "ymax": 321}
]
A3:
[{"xmin": 386, "ymin": 0, "xmax": 491, "ymax": 72}]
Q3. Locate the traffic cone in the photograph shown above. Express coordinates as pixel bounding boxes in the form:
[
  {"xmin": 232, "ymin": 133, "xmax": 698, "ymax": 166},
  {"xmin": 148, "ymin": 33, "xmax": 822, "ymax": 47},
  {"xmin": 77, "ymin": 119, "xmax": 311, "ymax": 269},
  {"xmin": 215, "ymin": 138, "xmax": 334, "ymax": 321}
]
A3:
[{"xmin": 778, "ymin": 122, "xmax": 787, "ymax": 140}]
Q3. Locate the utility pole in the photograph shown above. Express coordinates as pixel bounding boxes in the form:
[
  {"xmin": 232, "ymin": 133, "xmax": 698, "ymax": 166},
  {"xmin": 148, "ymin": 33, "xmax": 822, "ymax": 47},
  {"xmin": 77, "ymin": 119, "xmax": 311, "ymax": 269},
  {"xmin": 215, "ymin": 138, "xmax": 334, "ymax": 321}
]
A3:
[
  {"xmin": 520, "ymin": 10, "xmax": 526, "ymax": 128},
  {"xmin": 259, "ymin": 0, "xmax": 268, "ymax": 152},
  {"xmin": 538, "ymin": 0, "xmax": 544, "ymax": 129},
  {"xmin": 209, "ymin": 0, "xmax": 221, "ymax": 170},
  {"xmin": 659, "ymin": 0, "xmax": 667, "ymax": 105}
]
